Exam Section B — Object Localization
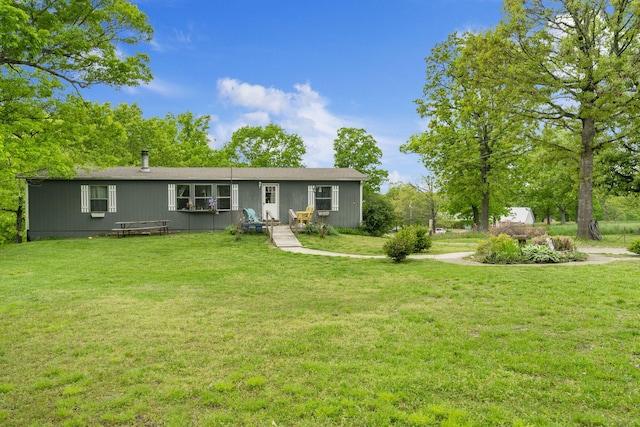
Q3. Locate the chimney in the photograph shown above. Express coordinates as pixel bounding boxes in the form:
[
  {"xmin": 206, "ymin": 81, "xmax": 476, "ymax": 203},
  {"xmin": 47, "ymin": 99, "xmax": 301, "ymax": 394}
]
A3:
[{"xmin": 140, "ymin": 150, "xmax": 150, "ymax": 172}]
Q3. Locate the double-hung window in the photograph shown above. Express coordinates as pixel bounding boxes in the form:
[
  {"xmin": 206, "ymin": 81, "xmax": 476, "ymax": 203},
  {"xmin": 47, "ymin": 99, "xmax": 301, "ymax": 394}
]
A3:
[
  {"xmin": 216, "ymin": 185, "xmax": 231, "ymax": 211},
  {"xmin": 81, "ymin": 184, "xmax": 116, "ymax": 213},
  {"xmin": 176, "ymin": 184, "xmax": 191, "ymax": 210},
  {"xmin": 315, "ymin": 186, "xmax": 332, "ymax": 211},
  {"xmin": 194, "ymin": 184, "xmax": 213, "ymax": 210},
  {"xmin": 308, "ymin": 185, "xmax": 339, "ymax": 212},
  {"xmin": 90, "ymin": 186, "xmax": 109, "ymax": 212}
]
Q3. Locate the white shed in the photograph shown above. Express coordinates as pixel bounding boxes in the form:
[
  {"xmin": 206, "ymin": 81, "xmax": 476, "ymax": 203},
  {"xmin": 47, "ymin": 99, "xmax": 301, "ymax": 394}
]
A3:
[{"xmin": 499, "ymin": 207, "xmax": 535, "ymax": 225}]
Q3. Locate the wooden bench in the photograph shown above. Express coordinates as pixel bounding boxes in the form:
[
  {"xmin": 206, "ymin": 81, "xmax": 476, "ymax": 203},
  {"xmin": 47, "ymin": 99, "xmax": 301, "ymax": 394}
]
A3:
[
  {"xmin": 513, "ymin": 234, "xmax": 529, "ymax": 246},
  {"xmin": 113, "ymin": 220, "xmax": 170, "ymax": 237}
]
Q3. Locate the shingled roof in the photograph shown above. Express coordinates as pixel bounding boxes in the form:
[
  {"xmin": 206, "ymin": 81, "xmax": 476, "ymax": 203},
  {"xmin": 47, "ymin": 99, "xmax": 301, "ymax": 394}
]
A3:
[{"xmin": 62, "ymin": 166, "xmax": 369, "ymax": 181}]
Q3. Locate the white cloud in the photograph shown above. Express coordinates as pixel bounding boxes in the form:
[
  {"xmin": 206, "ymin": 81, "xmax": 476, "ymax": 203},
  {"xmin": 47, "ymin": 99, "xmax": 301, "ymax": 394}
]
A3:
[
  {"xmin": 215, "ymin": 78, "xmax": 351, "ymax": 167},
  {"xmin": 123, "ymin": 78, "xmax": 184, "ymax": 97}
]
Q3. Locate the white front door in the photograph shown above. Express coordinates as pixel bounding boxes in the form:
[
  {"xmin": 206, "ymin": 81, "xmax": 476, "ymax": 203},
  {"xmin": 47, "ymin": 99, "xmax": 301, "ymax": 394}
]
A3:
[{"xmin": 262, "ymin": 183, "xmax": 279, "ymax": 220}]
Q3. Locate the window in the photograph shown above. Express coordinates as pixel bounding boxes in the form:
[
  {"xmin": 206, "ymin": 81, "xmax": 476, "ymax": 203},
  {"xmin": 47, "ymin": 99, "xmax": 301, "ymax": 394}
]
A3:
[
  {"xmin": 308, "ymin": 185, "xmax": 339, "ymax": 212},
  {"xmin": 176, "ymin": 184, "xmax": 191, "ymax": 210},
  {"xmin": 90, "ymin": 186, "xmax": 108, "ymax": 212},
  {"xmin": 217, "ymin": 184, "xmax": 231, "ymax": 210},
  {"xmin": 194, "ymin": 184, "xmax": 212, "ymax": 210},
  {"xmin": 169, "ymin": 183, "xmax": 236, "ymax": 212},
  {"xmin": 81, "ymin": 184, "xmax": 116, "ymax": 213},
  {"xmin": 315, "ymin": 186, "xmax": 332, "ymax": 211}
]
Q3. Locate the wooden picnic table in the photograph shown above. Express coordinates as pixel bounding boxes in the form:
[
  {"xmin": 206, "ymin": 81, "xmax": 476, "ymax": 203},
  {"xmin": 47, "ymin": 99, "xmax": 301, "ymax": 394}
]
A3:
[{"xmin": 113, "ymin": 220, "xmax": 170, "ymax": 237}]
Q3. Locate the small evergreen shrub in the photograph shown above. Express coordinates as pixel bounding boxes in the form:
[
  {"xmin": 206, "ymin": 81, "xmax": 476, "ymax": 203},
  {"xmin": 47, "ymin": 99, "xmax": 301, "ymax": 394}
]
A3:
[
  {"xmin": 383, "ymin": 229, "xmax": 416, "ymax": 263},
  {"xmin": 628, "ymin": 240, "xmax": 640, "ymax": 255},
  {"xmin": 410, "ymin": 225, "xmax": 433, "ymax": 252}
]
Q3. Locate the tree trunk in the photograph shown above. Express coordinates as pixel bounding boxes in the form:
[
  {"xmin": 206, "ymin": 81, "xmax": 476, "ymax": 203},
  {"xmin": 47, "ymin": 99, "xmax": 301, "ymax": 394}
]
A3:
[
  {"xmin": 558, "ymin": 206, "xmax": 567, "ymax": 224},
  {"xmin": 472, "ymin": 205, "xmax": 480, "ymax": 229},
  {"xmin": 577, "ymin": 117, "xmax": 595, "ymax": 239},
  {"xmin": 479, "ymin": 134, "xmax": 491, "ymax": 232},
  {"xmin": 16, "ymin": 201, "xmax": 24, "ymax": 244},
  {"xmin": 480, "ymin": 191, "xmax": 490, "ymax": 231}
]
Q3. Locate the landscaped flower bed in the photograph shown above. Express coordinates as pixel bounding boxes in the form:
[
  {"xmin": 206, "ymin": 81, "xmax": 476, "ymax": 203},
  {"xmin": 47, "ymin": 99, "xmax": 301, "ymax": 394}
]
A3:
[{"xmin": 474, "ymin": 234, "xmax": 588, "ymax": 264}]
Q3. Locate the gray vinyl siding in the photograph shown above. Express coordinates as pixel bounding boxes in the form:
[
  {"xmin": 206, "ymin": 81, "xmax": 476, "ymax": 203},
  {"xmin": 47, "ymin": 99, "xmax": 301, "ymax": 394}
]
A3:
[{"xmin": 26, "ymin": 178, "xmax": 363, "ymax": 239}]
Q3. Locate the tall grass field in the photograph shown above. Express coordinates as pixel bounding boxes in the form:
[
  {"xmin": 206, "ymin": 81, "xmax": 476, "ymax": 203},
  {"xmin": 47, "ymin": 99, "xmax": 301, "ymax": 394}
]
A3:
[{"xmin": 1, "ymin": 233, "xmax": 639, "ymax": 426}]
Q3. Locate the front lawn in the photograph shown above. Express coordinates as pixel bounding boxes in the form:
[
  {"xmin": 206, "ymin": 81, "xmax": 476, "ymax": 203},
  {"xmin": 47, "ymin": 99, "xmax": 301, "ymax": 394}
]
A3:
[
  {"xmin": 1, "ymin": 233, "xmax": 639, "ymax": 426},
  {"xmin": 296, "ymin": 233, "xmax": 479, "ymax": 255}
]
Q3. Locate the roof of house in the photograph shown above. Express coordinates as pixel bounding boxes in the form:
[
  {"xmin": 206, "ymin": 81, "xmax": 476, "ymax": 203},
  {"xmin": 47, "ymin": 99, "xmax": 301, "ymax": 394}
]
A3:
[
  {"xmin": 32, "ymin": 166, "xmax": 369, "ymax": 182},
  {"xmin": 500, "ymin": 207, "xmax": 534, "ymax": 224}
]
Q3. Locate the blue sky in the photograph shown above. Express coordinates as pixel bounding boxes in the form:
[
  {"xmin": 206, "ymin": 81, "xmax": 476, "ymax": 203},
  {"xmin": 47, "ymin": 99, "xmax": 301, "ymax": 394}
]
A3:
[{"xmin": 87, "ymin": 0, "xmax": 503, "ymax": 188}]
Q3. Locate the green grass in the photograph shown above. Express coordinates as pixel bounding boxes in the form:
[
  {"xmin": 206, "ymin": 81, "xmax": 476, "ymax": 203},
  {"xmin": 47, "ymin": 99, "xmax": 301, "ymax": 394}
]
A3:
[
  {"xmin": 1, "ymin": 233, "xmax": 640, "ymax": 426},
  {"xmin": 546, "ymin": 221, "xmax": 640, "ymax": 246},
  {"xmin": 297, "ymin": 233, "xmax": 479, "ymax": 255}
]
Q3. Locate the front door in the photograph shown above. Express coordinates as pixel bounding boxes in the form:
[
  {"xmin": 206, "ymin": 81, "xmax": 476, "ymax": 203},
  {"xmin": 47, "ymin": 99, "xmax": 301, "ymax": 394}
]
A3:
[{"xmin": 262, "ymin": 183, "xmax": 279, "ymax": 220}]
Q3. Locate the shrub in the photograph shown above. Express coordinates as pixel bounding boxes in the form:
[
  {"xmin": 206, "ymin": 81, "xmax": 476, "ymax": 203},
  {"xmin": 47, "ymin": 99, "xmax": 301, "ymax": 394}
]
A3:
[
  {"xmin": 489, "ymin": 223, "xmax": 546, "ymax": 238},
  {"xmin": 522, "ymin": 244, "xmax": 560, "ymax": 263},
  {"xmin": 475, "ymin": 234, "xmax": 523, "ymax": 264},
  {"xmin": 361, "ymin": 193, "xmax": 395, "ymax": 237},
  {"xmin": 551, "ymin": 236, "xmax": 577, "ymax": 251},
  {"xmin": 530, "ymin": 235, "xmax": 576, "ymax": 251},
  {"xmin": 628, "ymin": 240, "xmax": 640, "ymax": 255},
  {"xmin": 410, "ymin": 225, "xmax": 432, "ymax": 252},
  {"xmin": 383, "ymin": 230, "xmax": 416, "ymax": 263}
]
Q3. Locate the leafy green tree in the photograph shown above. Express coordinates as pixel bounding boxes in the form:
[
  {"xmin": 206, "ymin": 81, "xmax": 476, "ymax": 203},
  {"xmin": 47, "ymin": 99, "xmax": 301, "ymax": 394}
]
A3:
[
  {"xmin": 333, "ymin": 127, "xmax": 388, "ymax": 193},
  {"xmin": 1, "ymin": 0, "xmax": 152, "ymax": 90},
  {"xmin": 1, "ymin": 0, "xmax": 153, "ymax": 243},
  {"xmin": 221, "ymin": 124, "xmax": 306, "ymax": 167},
  {"xmin": 402, "ymin": 31, "xmax": 529, "ymax": 231},
  {"xmin": 385, "ymin": 183, "xmax": 428, "ymax": 227},
  {"xmin": 361, "ymin": 193, "xmax": 395, "ymax": 236},
  {"xmin": 514, "ymin": 128, "xmax": 580, "ymax": 224},
  {"xmin": 502, "ymin": 0, "xmax": 640, "ymax": 239}
]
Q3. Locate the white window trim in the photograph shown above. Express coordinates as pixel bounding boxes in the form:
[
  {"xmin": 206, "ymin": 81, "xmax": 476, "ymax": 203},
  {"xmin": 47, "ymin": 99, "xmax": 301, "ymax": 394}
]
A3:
[
  {"xmin": 232, "ymin": 184, "xmax": 238, "ymax": 211},
  {"xmin": 81, "ymin": 185, "xmax": 90, "ymax": 213},
  {"xmin": 309, "ymin": 185, "xmax": 339, "ymax": 211},
  {"xmin": 108, "ymin": 185, "xmax": 117, "ymax": 213},
  {"xmin": 308, "ymin": 185, "xmax": 315, "ymax": 208},
  {"xmin": 168, "ymin": 184, "xmax": 176, "ymax": 211}
]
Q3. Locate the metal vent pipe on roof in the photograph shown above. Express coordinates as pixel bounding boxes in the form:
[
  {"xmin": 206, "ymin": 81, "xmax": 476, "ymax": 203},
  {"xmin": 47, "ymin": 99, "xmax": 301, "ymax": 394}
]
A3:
[{"xmin": 141, "ymin": 150, "xmax": 150, "ymax": 172}]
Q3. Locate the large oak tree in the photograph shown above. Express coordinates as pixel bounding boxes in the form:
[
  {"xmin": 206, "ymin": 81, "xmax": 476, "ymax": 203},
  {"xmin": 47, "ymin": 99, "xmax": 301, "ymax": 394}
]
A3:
[{"xmin": 502, "ymin": 0, "xmax": 640, "ymax": 239}]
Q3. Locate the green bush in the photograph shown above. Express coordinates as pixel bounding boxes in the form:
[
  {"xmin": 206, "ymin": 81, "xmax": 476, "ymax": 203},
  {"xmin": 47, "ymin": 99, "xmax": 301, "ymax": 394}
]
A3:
[
  {"xmin": 522, "ymin": 244, "xmax": 560, "ymax": 263},
  {"xmin": 475, "ymin": 234, "xmax": 523, "ymax": 264},
  {"xmin": 628, "ymin": 240, "xmax": 640, "ymax": 255},
  {"xmin": 530, "ymin": 235, "xmax": 576, "ymax": 251},
  {"xmin": 383, "ymin": 230, "xmax": 416, "ymax": 263},
  {"xmin": 361, "ymin": 193, "xmax": 395, "ymax": 237},
  {"xmin": 410, "ymin": 225, "xmax": 432, "ymax": 252}
]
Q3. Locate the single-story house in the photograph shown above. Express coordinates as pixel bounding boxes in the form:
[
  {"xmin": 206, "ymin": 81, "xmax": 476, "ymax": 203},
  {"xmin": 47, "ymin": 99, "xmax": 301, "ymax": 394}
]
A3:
[
  {"xmin": 22, "ymin": 152, "xmax": 368, "ymax": 240},
  {"xmin": 499, "ymin": 207, "xmax": 535, "ymax": 225}
]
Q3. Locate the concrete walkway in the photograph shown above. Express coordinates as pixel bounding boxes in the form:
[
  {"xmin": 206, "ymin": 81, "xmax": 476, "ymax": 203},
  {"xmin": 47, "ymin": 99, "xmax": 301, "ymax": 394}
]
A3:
[{"xmin": 269, "ymin": 225, "xmax": 639, "ymax": 266}]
